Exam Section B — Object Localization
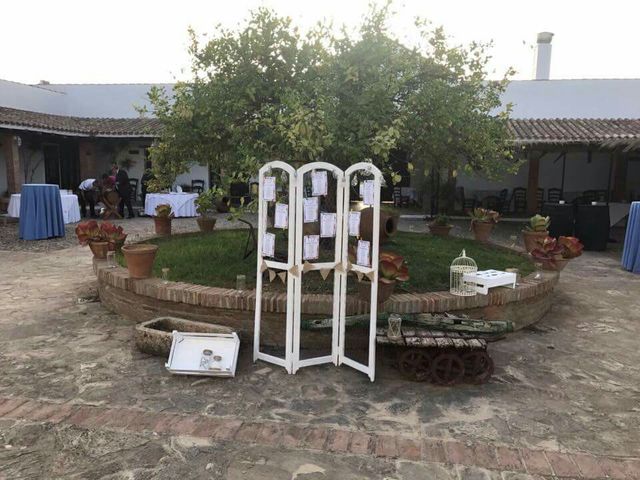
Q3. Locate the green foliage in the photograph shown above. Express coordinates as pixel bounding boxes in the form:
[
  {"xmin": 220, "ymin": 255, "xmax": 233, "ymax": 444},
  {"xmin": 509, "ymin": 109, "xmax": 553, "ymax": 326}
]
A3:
[
  {"xmin": 469, "ymin": 207, "xmax": 500, "ymax": 224},
  {"xmin": 525, "ymin": 214, "xmax": 550, "ymax": 232},
  {"xmin": 144, "ymin": 2, "xmax": 516, "ymax": 197},
  {"xmin": 154, "ymin": 204, "xmax": 174, "ymax": 218},
  {"xmin": 432, "ymin": 214, "xmax": 450, "ymax": 226},
  {"xmin": 194, "ymin": 188, "xmax": 217, "ymax": 216}
]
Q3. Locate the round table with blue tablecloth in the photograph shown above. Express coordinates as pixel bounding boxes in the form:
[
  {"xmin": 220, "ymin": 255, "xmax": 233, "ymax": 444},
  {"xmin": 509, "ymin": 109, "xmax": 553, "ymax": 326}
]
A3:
[
  {"xmin": 17, "ymin": 184, "xmax": 66, "ymax": 240},
  {"xmin": 622, "ymin": 202, "xmax": 640, "ymax": 273}
]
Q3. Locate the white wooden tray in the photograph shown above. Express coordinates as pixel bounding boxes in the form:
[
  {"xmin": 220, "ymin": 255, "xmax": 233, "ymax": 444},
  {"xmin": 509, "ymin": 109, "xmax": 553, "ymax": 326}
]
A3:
[{"xmin": 165, "ymin": 331, "xmax": 240, "ymax": 377}]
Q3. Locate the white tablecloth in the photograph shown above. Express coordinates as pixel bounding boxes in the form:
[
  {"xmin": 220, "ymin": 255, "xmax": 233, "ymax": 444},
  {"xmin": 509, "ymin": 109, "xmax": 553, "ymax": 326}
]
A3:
[
  {"xmin": 609, "ymin": 202, "xmax": 631, "ymax": 227},
  {"xmin": 8, "ymin": 193, "xmax": 81, "ymax": 224},
  {"xmin": 144, "ymin": 193, "xmax": 199, "ymax": 217}
]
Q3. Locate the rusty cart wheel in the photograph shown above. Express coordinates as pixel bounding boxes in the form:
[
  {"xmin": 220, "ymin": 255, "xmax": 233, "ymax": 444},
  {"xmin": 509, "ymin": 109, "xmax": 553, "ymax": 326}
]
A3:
[
  {"xmin": 431, "ymin": 352, "xmax": 465, "ymax": 386},
  {"xmin": 397, "ymin": 349, "xmax": 432, "ymax": 382},
  {"xmin": 461, "ymin": 351, "xmax": 494, "ymax": 384}
]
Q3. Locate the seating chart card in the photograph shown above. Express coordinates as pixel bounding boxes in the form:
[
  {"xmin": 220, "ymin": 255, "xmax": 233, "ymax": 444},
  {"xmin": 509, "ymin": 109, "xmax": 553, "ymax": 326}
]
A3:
[
  {"xmin": 303, "ymin": 235, "xmax": 320, "ymax": 260},
  {"xmin": 262, "ymin": 232, "xmax": 275, "ymax": 257},
  {"xmin": 359, "ymin": 182, "xmax": 364, "ymax": 199},
  {"xmin": 262, "ymin": 176, "xmax": 276, "ymax": 202},
  {"xmin": 274, "ymin": 203, "xmax": 288, "ymax": 229},
  {"xmin": 362, "ymin": 180, "xmax": 375, "ymax": 206},
  {"xmin": 311, "ymin": 171, "xmax": 328, "ymax": 196},
  {"xmin": 356, "ymin": 240, "xmax": 371, "ymax": 267},
  {"xmin": 303, "ymin": 196, "xmax": 319, "ymax": 223},
  {"xmin": 348, "ymin": 211, "xmax": 361, "ymax": 237},
  {"xmin": 320, "ymin": 212, "xmax": 337, "ymax": 238}
]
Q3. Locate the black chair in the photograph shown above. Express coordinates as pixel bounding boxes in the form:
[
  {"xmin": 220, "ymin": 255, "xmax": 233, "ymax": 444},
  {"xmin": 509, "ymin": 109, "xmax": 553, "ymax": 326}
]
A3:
[
  {"xmin": 594, "ymin": 190, "xmax": 608, "ymax": 202},
  {"xmin": 229, "ymin": 182, "xmax": 250, "ymax": 206},
  {"xmin": 128, "ymin": 178, "xmax": 139, "ymax": 204},
  {"xmin": 536, "ymin": 188, "xmax": 544, "ymax": 210},
  {"xmin": 512, "ymin": 187, "xmax": 527, "ymax": 214},
  {"xmin": 547, "ymin": 188, "xmax": 562, "ymax": 203},
  {"xmin": 457, "ymin": 187, "xmax": 476, "ymax": 213},
  {"xmin": 497, "ymin": 188, "xmax": 509, "ymax": 213},
  {"xmin": 191, "ymin": 179, "xmax": 205, "ymax": 194},
  {"xmin": 582, "ymin": 190, "xmax": 597, "ymax": 204},
  {"xmin": 393, "ymin": 187, "xmax": 409, "ymax": 207},
  {"xmin": 482, "ymin": 195, "xmax": 501, "ymax": 211}
]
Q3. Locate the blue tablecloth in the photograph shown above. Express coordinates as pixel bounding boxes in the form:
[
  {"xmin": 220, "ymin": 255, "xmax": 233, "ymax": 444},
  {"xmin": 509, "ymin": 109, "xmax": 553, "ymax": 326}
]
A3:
[
  {"xmin": 622, "ymin": 202, "xmax": 640, "ymax": 273},
  {"xmin": 18, "ymin": 184, "xmax": 65, "ymax": 240}
]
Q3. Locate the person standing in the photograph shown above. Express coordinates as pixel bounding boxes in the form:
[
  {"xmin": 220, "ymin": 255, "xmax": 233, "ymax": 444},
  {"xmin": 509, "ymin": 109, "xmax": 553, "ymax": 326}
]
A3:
[
  {"xmin": 140, "ymin": 161, "xmax": 154, "ymax": 208},
  {"xmin": 112, "ymin": 163, "xmax": 134, "ymax": 219},
  {"xmin": 77, "ymin": 178, "xmax": 100, "ymax": 218}
]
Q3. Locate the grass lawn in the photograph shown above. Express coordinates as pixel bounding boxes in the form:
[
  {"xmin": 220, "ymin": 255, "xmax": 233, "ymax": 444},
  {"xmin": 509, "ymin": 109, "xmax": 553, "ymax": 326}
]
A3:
[{"xmin": 121, "ymin": 229, "xmax": 534, "ymax": 293}]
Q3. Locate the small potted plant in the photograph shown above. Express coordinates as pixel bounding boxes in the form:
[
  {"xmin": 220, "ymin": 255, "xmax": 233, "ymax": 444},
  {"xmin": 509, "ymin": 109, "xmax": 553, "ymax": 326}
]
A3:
[
  {"xmin": 469, "ymin": 208, "xmax": 500, "ymax": 242},
  {"xmin": 530, "ymin": 236, "xmax": 584, "ymax": 271},
  {"xmin": 194, "ymin": 189, "xmax": 217, "ymax": 233},
  {"xmin": 522, "ymin": 214, "xmax": 550, "ymax": 252},
  {"xmin": 357, "ymin": 251, "xmax": 409, "ymax": 304},
  {"xmin": 100, "ymin": 222, "xmax": 127, "ymax": 252},
  {"xmin": 75, "ymin": 220, "xmax": 109, "ymax": 258},
  {"xmin": 153, "ymin": 204, "xmax": 174, "ymax": 236},
  {"xmin": 428, "ymin": 214, "xmax": 453, "ymax": 237}
]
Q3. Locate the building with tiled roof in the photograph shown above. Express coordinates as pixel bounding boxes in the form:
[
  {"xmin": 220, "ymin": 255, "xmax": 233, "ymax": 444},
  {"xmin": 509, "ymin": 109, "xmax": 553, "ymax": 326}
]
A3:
[{"xmin": 1, "ymin": 32, "xmax": 639, "ymax": 212}]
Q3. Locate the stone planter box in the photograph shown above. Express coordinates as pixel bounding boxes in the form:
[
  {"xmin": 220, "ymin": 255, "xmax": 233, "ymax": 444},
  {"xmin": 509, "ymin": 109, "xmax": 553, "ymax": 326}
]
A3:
[{"xmin": 135, "ymin": 316, "xmax": 234, "ymax": 357}]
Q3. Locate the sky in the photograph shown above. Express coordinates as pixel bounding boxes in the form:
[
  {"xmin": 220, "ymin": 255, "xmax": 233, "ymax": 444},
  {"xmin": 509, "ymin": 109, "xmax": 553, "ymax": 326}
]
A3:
[{"xmin": 2, "ymin": 0, "xmax": 639, "ymax": 85}]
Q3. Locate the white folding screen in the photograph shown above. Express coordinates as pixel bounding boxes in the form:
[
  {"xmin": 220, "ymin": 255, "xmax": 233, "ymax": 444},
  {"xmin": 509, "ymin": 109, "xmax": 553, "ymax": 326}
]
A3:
[{"xmin": 253, "ymin": 161, "xmax": 382, "ymax": 381}]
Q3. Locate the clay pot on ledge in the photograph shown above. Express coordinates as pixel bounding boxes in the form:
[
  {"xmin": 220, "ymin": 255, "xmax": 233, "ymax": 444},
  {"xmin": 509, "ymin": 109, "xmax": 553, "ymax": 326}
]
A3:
[
  {"xmin": 428, "ymin": 223, "xmax": 453, "ymax": 237},
  {"xmin": 471, "ymin": 221, "xmax": 494, "ymax": 243},
  {"xmin": 357, "ymin": 279, "xmax": 396, "ymax": 305},
  {"xmin": 359, "ymin": 207, "xmax": 399, "ymax": 244},
  {"xmin": 122, "ymin": 244, "xmax": 159, "ymax": 279},
  {"xmin": 153, "ymin": 216, "xmax": 172, "ymax": 236},
  {"xmin": 108, "ymin": 235, "xmax": 128, "ymax": 252},
  {"xmin": 89, "ymin": 241, "xmax": 109, "ymax": 259},
  {"xmin": 540, "ymin": 258, "xmax": 569, "ymax": 272},
  {"xmin": 522, "ymin": 230, "xmax": 548, "ymax": 253},
  {"xmin": 197, "ymin": 216, "xmax": 217, "ymax": 233}
]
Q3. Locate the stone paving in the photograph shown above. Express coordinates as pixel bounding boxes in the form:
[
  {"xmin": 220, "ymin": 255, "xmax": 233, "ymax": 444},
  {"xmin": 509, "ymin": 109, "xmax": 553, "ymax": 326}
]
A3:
[{"xmin": 0, "ymin": 217, "xmax": 639, "ymax": 479}]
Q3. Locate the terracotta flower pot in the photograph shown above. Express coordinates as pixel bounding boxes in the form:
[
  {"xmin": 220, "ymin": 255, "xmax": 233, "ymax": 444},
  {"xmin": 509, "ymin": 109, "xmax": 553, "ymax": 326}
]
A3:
[
  {"xmin": 89, "ymin": 241, "xmax": 109, "ymax": 259},
  {"xmin": 122, "ymin": 244, "xmax": 158, "ymax": 279},
  {"xmin": 108, "ymin": 235, "xmax": 128, "ymax": 252},
  {"xmin": 357, "ymin": 279, "xmax": 396, "ymax": 304},
  {"xmin": 540, "ymin": 258, "xmax": 569, "ymax": 271},
  {"xmin": 471, "ymin": 221, "xmax": 494, "ymax": 242},
  {"xmin": 197, "ymin": 216, "xmax": 217, "ymax": 233},
  {"xmin": 522, "ymin": 230, "xmax": 548, "ymax": 253},
  {"xmin": 428, "ymin": 223, "xmax": 453, "ymax": 237},
  {"xmin": 359, "ymin": 207, "xmax": 398, "ymax": 244},
  {"xmin": 153, "ymin": 216, "xmax": 172, "ymax": 236}
]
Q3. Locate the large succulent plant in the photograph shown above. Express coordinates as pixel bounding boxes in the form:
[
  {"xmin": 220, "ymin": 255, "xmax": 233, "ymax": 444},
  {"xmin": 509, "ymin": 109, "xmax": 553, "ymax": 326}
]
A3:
[
  {"xmin": 154, "ymin": 204, "xmax": 174, "ymax": 218},
  {"xmin": 558, "ymin": 236, "xmax": 584, "ymax": 259},
  {"xmin": 379, "ymin": 252, "xmax": 410, "ymax": 285},
  {"xmin": 469, "ymin": 207, "xmax": 500, "ymax": 224},
  {"xmin": 75, "ymin": 220, "xmax": 105, "ymax": 245},
  {"xmin": 525, "ymin": 214, "xmax": 550, "ymax": 232},
  {"xmin": 531, "ymin": 236, "xmax": 584, "ymax": 265}
]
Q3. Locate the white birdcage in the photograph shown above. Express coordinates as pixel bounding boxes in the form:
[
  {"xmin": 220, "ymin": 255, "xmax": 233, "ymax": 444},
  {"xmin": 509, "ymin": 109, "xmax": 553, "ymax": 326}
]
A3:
[{"xmin": 450, "ymin": 249, "xmax": 477, "ymax": 296}]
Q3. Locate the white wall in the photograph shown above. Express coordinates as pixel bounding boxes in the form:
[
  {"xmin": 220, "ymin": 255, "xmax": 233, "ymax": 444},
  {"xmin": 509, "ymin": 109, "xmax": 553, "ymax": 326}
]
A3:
[
  {"xmin": 0, "ymin": 79, "xmax": 67, "ymax": 115},
  {"xmin": 175, "ymin": 164, "xmax": 209, "ymax": 191}
]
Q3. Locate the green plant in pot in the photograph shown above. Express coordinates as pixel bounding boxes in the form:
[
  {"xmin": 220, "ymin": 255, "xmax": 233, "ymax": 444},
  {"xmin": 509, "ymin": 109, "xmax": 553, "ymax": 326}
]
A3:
[
  {"xmin": 469, "ymin": 208, "xmax": 500, "ymax": 243},
  {"xmin": 522, "ymin": 214, "xmax": 550, "ymax": 252},
  {"xmin": 428, "ymin": 214, "xmax": 453, "ymax": 237},
  {"xmin": 153, "ymin": 204, "xmax": 174, "ymax": 236},
  {"xmin": 357, "ymin": 251, "xmax": 409, "ymax": 304},
  {"xmin": 194, "ymin": 189, "xmax": 217, "ymax": 233},
  {"xmin": 530, "ymin": 235, "xmax": 584, "ymax": 271},
  {"xmin": 75, "ymin": 220, "xmax": 109, "ymax": 258}
]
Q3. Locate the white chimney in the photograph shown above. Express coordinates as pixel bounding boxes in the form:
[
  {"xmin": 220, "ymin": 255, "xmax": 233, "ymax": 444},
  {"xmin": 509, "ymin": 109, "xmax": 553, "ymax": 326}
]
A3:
[{"xmin": 534, "ymin": 32, "xmax": 554, "ymax": 80}]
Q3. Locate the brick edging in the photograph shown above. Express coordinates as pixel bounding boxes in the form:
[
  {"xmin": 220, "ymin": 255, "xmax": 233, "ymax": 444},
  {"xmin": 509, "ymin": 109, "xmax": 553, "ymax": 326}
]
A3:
[
  {"xmin": 1, "ymin": 396, "xmax": 637, "ymax": 479},
  {"xmin": 93, "ymin": 258, "xmax": 558, "ymax": 317}
]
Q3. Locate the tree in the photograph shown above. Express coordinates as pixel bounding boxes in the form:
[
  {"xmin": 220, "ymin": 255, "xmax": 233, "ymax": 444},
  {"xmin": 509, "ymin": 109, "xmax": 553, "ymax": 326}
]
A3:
[{"xmin": 144, "ymin": 3, "xmax": 517, "ymax": 195}]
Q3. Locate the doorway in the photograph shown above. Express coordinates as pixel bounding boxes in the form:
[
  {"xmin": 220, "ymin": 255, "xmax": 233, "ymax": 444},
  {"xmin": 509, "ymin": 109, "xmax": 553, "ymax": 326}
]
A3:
[{"xmin": 43, "ymin": 141, "xmax": 80, "ymax": 189}]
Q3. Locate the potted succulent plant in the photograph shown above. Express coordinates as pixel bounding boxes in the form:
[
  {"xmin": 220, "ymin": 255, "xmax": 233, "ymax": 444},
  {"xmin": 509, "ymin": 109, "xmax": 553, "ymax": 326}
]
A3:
[
  {"xmin": 357, "ymin": 251, "xmax": 409, "ymax": 304},
  {"xmin": 522, "ymin": 214, "xmax": 550, "ymax": 252},
  {"xmin": 75, "ymin": 220, "xmax": 109, "ymax": 259},
  {"xmin": 153, "ymin": 204, "xmax": 174, "ymax": 236},
  {"xmin": 469, "ymin": 208, "xmax": 500, "ymax": 242},
  {"xmin": 428, "ymin": 214, "xmax": 453, "ymax": 237},
  {"xmin": 100, "ymin": 222, "xmax": 127, "ymax": 252},
  {"xmin": 121, "ymin": 243, "xmax": 159, "ymax": 279},
  {"xmin": 530, "ymin": 236, "xmax": 584, "ymax": 271},
  {"xmin": 194, "ymin": 189, "xmax": 217, "ymax": 233}
]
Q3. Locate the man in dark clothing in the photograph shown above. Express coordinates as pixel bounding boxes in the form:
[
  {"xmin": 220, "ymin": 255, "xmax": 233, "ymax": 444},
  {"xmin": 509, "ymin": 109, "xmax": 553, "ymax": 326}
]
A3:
[
  {"xmin": 140, "ymin": 161, "xmax": 154, "ymax": 208},
  {"xmin": 112, "ymin": 163, "xmax": 134, "ymax": 218}
]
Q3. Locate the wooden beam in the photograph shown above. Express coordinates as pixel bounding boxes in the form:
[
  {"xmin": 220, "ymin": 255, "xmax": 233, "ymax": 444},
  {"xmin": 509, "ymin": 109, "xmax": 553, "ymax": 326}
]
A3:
[
  {"xmin": 610, "ymin": 151, "xmax": 628, "ymax": 202},
  {"xmin": 526, "ymin": 152, "xmax": 541, "ymax": 214},
  {"xmin": 1, "ymin": 133, "xmax": 23, "ymax": 193}
]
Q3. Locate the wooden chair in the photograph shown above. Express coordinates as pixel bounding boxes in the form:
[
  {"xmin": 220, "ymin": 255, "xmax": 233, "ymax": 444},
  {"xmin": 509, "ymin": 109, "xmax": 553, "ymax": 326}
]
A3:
[
  {"xmin": 101, "ymin": 190, "xmax": 122, "ymax": 219},
  {"xmin": 547, "ymin": 188, "xmax": 562, "ymax": 203},
  {"xmin": 482, "ymin": 195, "xmax": 501, "ymax": 211},
  {"xmin": 457, "ymin": 187, "xmax": 476, "ymax": 213},
  {"xmin": 191, "ymin": 179, "xmax": 205, "ymax": 194},
  {"xmin": 537, "ymin": 188, "xmax": 544, "ymax": 209},
  {"xmin": 497, "ymin": 188, "xmax": 509, "ymax": 213},
  {"xmin": 128, "ymin": 178, "xmax": 139, "ymax": 204},
  {"xmin": 512, "ymin": 187, "xmax": 527, "ymax": 214}
]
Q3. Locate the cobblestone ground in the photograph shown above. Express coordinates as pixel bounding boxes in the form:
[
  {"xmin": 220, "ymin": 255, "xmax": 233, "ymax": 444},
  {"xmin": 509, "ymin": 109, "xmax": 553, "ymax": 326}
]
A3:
[{"xmin": 1, "ymin": 217, "xmax": 639, "ymax": 479}]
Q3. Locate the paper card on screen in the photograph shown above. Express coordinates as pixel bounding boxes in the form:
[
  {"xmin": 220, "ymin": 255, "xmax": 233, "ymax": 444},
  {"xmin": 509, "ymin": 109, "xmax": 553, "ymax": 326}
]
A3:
[
  {"xmin": 356, "ymin": 240, "xmax": 370, "ymax": 267},
  {"xmin": 320, "ymin": 212, "xmax": 337, "ymax": 238},
  {"xmin": 303, "ymin": 235, "xmax": 320, "ymax": 260},
  {"xmin": 311, "ymin": 171, "xmax": 328, "ymax": 196},
  {"xmin": 274, "ymin": 203, "xmax": 288, "ymax": 229},
  {"xmin": 348, "ymin": 211, "xmax": 361, "ymax": 237},
  {"xmin": 263, "ymin": 176, "xmax": 276, "ymax": 202},
  {"xmin": 362, "ymin": 180, "xmax": 375, "ymax": 206},
  {"xmin": 303, "ymin": 196, "xmax": 319, "ymax": 223},
  {"xmin": 262, "ymin": 233, "xmax": 275, "ymax": 257}
]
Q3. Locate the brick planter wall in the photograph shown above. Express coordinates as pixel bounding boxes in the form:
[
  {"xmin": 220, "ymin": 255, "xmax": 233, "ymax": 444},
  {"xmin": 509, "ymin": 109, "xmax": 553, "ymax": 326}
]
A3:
[{"xmin": 94, "ymin": 259, "xmax": 558, "ymax": 346}]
